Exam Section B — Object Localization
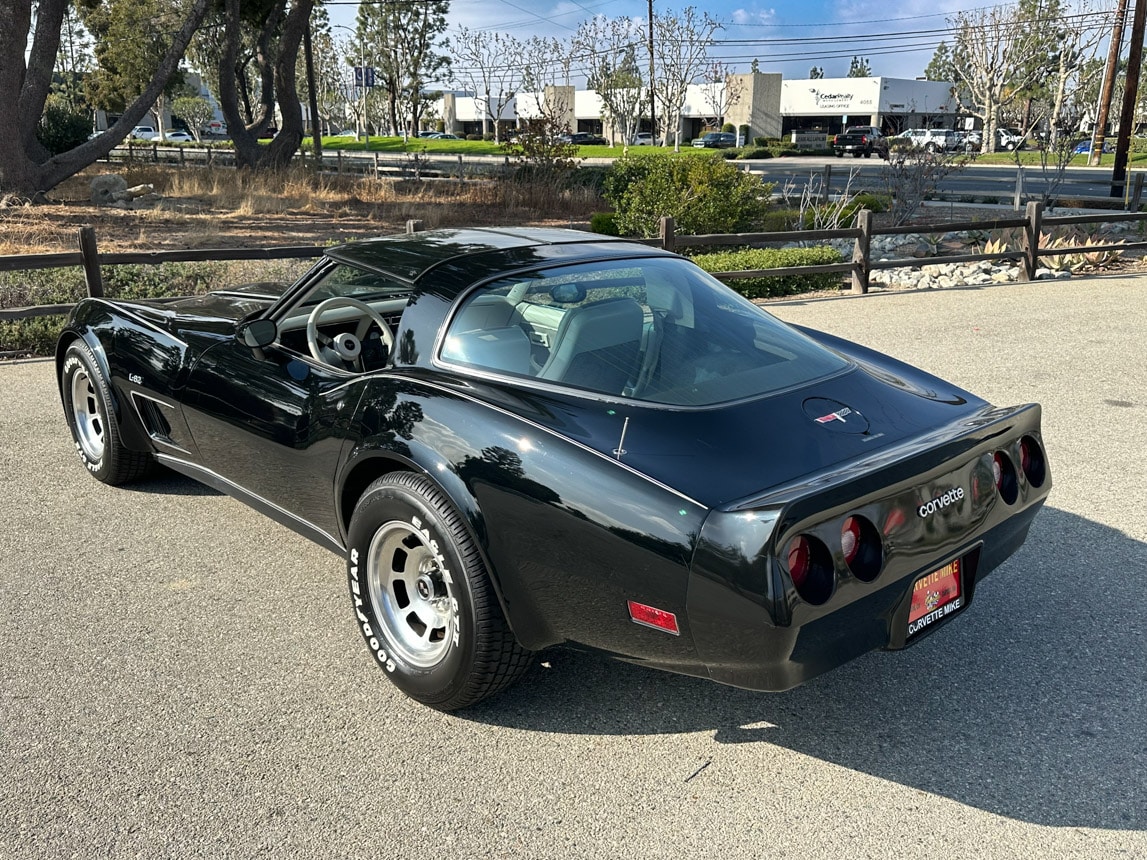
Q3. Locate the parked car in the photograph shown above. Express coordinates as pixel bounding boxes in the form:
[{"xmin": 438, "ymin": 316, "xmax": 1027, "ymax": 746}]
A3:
[
  {"xmin": 416, "ymin": 130, "xmax": 440, "ymax": 138},
  {"xmin": 1072, "ymin": 139, "xmax": 1114, "ymax": 155},
  {"xmin": 996, "ymin": 128, "xmax": 1027, "ymax": 151},
  {"xmin": 558, "ymin": 132, "xmax": 607, "ymax": 145},
  {"xmin": 832, "ymin": 126, "xmax": 886, "ymax": 159},
  {"xmin": 630, "ymin": 132, "xmax": 654, "ymax": 146},
  {"xmin": 57, "ymin": 227, "xmax": 1050, "ymax": 712},
  {"xmin": 892, "ymin": 128, "xmax": 959, "ymax": 152},
  {"xmin": 691, "ymin": 131, "xmax": 737, "ymax": 149},
  {"xmin": 164, "ymin": 130, "xmax": 194, "ymax": 142},
  {"xmin": 130, "ymin": 126, "xmax": 158, "ymax": 141},
  {"xmin": 427, "ymin": 132, "xmax": 461, "ymax": 140}
]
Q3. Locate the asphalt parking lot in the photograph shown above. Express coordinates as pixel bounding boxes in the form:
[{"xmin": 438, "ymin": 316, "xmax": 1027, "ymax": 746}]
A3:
[{"xmin": 2, "ymin": 276, "xmax": 1144, "ymax": 859}]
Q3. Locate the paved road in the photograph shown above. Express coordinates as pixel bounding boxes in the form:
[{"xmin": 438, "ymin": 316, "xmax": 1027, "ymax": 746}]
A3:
[
  {"xmin": 741, "ymin": 157, "xmax": 1134, "ymax": 202},
  {"xmin": 2, "ymin": 276, "xmax": 1145, "ymax": 859}
]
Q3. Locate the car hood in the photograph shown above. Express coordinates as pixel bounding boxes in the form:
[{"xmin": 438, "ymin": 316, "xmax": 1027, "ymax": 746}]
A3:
[
  {"xmin": 117, "ymin": 283, "xmax": 285, "ymax": 338},
  {"xmin": 498, "ymin": 362, "xmax": 987, "ymax": 509}
]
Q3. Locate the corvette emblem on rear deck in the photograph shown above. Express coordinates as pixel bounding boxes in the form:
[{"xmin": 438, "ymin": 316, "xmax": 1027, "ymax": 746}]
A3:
[{"xmin": 803, "ymin": 397, "xmax": 870, "ymax": 434}]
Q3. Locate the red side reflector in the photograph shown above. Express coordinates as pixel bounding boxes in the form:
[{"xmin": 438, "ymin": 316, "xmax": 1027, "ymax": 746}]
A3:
[{"xmin": 627, "ymin": 600, "xmax": 680, "ymax": 635}]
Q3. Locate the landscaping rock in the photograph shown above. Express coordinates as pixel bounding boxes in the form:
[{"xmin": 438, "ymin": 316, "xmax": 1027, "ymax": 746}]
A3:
[{"xmin": 90, "ymin": 174, "xmax": 128, "ymax": 205}]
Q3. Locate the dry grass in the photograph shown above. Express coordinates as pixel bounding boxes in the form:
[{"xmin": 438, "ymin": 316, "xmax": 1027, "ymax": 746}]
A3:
[{"xmin": 0, "ymin": 164, "xmax": 604, "ymax": 255}]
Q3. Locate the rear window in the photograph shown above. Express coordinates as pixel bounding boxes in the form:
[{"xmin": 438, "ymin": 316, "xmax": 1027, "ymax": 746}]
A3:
[{"xmin": 439, "ymin": 257, "xmax": 849, "ymax": 405}]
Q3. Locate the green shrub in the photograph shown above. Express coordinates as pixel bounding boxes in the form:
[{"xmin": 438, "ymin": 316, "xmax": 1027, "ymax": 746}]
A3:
[
  {"xmin": 589, "ymin": 211, "xmax": 620, "ymax": 235},
  {"xmin": 0, "ymin": 315, "xmax": 67, "ymax": 355},
  {"xmin": 37, "ymin": 103, "xmax": 91, "ymax": 156},
  {"xmin": 603, "ymin": 152, "xmax": 774, "ymax": 238},
  {"xmin": 465, "ymin": 133, "xmax": 483, "ymax": 141},
  {"xmin": 760, "ymin": 209, "xmax": 799, "ymax": 231},
  {"xmin": 737, "ymin": 147, "xmax": 773, "ymax": 159},
  {"xmin": 690, "ymin": 246, "xmax": 844, "ymax": 298},
  {"xmin": 721, "ymin": 123, "xmax": 736, "ymax": 133}
]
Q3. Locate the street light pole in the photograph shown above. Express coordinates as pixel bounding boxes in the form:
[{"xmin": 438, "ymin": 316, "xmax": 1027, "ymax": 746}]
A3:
[{"xmin": 648, "ymin": 0, "xmax": 656, "ymax": 144}]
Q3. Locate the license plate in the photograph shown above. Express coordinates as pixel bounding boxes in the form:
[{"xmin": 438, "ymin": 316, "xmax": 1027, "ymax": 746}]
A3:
[{"xmin": 907, "ymin": 558, "xmax": 963, "ymax": 638}]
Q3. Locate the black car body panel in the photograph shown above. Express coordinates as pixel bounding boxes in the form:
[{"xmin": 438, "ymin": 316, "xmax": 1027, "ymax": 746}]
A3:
[{"xmin": 56, "ymin": 228, "xmax": 1050, "ymax": 696}]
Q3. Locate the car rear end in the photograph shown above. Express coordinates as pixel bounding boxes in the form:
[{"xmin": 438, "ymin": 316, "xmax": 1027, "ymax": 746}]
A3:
[{"xmin": 687, "ymin": 403, "xmax": 1050, "ymax": 691}]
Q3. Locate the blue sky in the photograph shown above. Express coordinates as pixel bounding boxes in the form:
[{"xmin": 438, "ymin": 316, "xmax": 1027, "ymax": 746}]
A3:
[{"xmin": 328, "ymin": 0, "xmax": 1002, "ymax": 83}]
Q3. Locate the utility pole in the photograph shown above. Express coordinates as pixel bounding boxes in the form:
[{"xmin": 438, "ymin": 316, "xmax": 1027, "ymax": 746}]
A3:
[
  {"xmin": 1091, "ymin": 0, "xmax": 1129, "ymax": 166},
  {"xmin": 648, "ymin": 0, "xmax": 656, "ymax": 144},
  {"xmin": 1111, "ymin": 0, "xmax": 1146, "ymax": 195}
]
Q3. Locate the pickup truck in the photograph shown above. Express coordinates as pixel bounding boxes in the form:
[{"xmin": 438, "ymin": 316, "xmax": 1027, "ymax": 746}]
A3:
[{"xmin": 832, "ymin": 126, "xmax": 885, "ymax": 158}]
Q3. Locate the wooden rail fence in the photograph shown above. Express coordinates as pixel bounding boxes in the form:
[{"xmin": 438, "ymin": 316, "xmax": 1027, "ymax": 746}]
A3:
[{"xmin": 3, "ymin": 204, "xmax": 1147, "ymax": 329}]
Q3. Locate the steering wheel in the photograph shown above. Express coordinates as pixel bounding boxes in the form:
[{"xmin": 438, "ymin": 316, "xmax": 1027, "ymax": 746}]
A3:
[{"xmin": 306, "ymin": 296, "xmax": 395, "ymax": 370}]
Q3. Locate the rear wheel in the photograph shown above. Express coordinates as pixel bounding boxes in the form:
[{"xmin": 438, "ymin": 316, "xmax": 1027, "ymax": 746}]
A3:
[
  {"xmin": 61, "ymin": 340, "xmax": 151, "ymax": 485},
  {"xmin": 346, "ymin": 472, "xmax": 532, "ymax": 710}
]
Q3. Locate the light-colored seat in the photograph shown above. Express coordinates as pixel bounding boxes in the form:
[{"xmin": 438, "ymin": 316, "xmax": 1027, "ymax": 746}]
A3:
[{"xmin": 537, "ymin": 297, "xmax": 643, "ymax": 394}]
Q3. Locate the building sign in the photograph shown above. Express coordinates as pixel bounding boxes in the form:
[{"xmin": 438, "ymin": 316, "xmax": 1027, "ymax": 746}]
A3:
[{"xmin": 791, "ymin": 131, "xmax": 827, "ymax": 150}]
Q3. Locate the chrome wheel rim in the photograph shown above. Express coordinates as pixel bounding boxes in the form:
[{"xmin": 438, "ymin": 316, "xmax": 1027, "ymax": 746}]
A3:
[
  {"xmin": 69, "ymin": 367, "xmax": 105, "ymax": 463},
  {"xmin": 366, "ymin": 521, "xmax": 456, "ymax": 668}
]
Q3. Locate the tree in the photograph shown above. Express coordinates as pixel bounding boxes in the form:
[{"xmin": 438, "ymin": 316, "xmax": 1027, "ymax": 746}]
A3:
[
  {"xmin": 847, "ymin": 56, "xmax": 871, "ymax": 78},
  {"xmin": 573, "ymin": 16, "xmax": 646, "ymax": 147},
  {"xmin": 0, "ymin": 0, "xmax": 209, "ymax": 197},
  {"xmin": 924, "ymin": 43, "xmax": 955, "ymax": 82},
  {"xmin": 452, "ymin": 26, "xmax": 523, "ymax": 142},
  {"xmin": 172, "ymin": 95, "xmax": 214, "ymax": 140},
  {"xmin": 948, "ymin": 1, "xmax": 1063, "ymax": 153},
  {"xmin": 359, "ymin": 0, "xmax": 449, "ymax": 136},
  {"xmin": 699, "ymin": 61, "xmax": 743, "ymax": 129},
  {"xmin": 652, "ymin": 6, "xmax": 721, "ymax": 150},
  {"xmin": 216, "ymin": 0, "xmax": 315, "ymax": 169},
  {"xmin": 809, "ymin": 66, "xmax": 824, "ymax": 79}
]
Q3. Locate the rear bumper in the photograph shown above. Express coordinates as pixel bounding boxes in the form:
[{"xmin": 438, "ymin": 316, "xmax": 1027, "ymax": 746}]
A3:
[{"xmin": 688, "ymin": 500, "xmax": 1044, "ymax": 691}]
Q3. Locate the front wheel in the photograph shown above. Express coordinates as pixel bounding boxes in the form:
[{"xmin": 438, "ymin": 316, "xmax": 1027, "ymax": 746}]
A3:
[
  {"xmin": 60, "ymin": 340, "xmax": 151, "ymax": 485},
  {"xmin": 346, "ymin": 472, "xmax": 532, "ymax": 710}
]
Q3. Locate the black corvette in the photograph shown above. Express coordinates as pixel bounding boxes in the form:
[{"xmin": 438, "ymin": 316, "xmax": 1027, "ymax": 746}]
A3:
[{"xmin": 56, "ymin": 228, "xmax": 1050, "ymax": 710}]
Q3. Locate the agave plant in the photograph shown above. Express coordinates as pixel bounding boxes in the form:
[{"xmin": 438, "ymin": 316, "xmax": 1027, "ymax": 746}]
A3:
[
  {"xmin": 1038, "ymin": 232, "xmax": 1086, "ymax": 273},
  {"xmin": 1080, "ymin": 235, "xmax": 1127, "ymax": 269}
]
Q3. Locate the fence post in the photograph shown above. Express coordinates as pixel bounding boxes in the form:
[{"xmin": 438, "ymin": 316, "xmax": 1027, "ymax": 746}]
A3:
[
  {"xmin": 1021, "ymin": 200, "xmax": 1043, "ymax": 281},
  {"xmin": 458, "ymin": 153, "xmax": 464, "ymax": 182},
  {"xmin": 852, "ymin": 208, "xmax": 872, "ymax": 295},
  {"xmin": 1130, "ymin": 172, "xmax": 1144, "ymax": 212},
  {"xmin": 374, "ymin": 152, "xmax": 380, "ymax": 176},
  {"xmin": 659, "ymin": 216, "xmax": 676, "ymax": 252},
  {"xmin": 206, "ymin": 146, "xmax": 212, "ymax": 166},
  {"xmin": 79, "ymin": 226, "xmax": 104, "ymax": 298},
  {"xmin": 406, "ymin": 219, "xmax": 424, "ymax": 234},
  {"xmin": 822, "ymin": 164, "xmax": 832, "ymax": 203},
  {"xmin": 1013, "ymin": 167, "xmax": 1024, "ymax": 211}
]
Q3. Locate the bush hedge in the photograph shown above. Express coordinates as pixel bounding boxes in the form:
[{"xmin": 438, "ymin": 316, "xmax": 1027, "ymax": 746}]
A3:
[
  {"xmin": 690, "ymin": 246, "xmax": 844, "ymax": 298},
  {"xmin": 603, "ymin": 152, "xmax": 774, "ymax": 237}
]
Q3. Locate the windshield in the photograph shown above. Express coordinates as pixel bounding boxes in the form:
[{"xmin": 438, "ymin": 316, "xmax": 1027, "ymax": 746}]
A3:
[{"xmin": 440, "ymin": 256, "xmax": 849, "ymax": 406}]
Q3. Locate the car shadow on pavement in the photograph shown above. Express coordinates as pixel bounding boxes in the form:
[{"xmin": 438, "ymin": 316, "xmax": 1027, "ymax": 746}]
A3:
[
  {"xmin": 463, "ymin": 506, "xmax": 1146, "ymax": 830},
  {"xmin": 119, "ymin": 467, "xmax": 223, "ymax": 496}
]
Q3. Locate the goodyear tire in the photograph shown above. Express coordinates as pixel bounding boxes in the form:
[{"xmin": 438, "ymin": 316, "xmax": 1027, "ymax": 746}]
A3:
[
  {"xmin": 346, "ymin": 472, "xmax": 532, "ymax": 710},
  {"xmin": 61, "ymin": 340, "xmax": 151, "ymax": 485}
]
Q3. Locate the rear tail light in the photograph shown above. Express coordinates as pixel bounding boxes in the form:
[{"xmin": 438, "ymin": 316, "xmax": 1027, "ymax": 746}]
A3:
[
  {"xmin": 841, "ymin": 515, "xmax": 883, "ymax": 582},
  {"xmin": 786, "ymin": 534, "xmax": 834, "ymax": 605},
  {"xmin": 993, "ymin": 451, "xmax": 1019, "ymax": 504},
  {"xmin": 1020, "ymin": 435, "xmax": 1047, "ymax": 487}
]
